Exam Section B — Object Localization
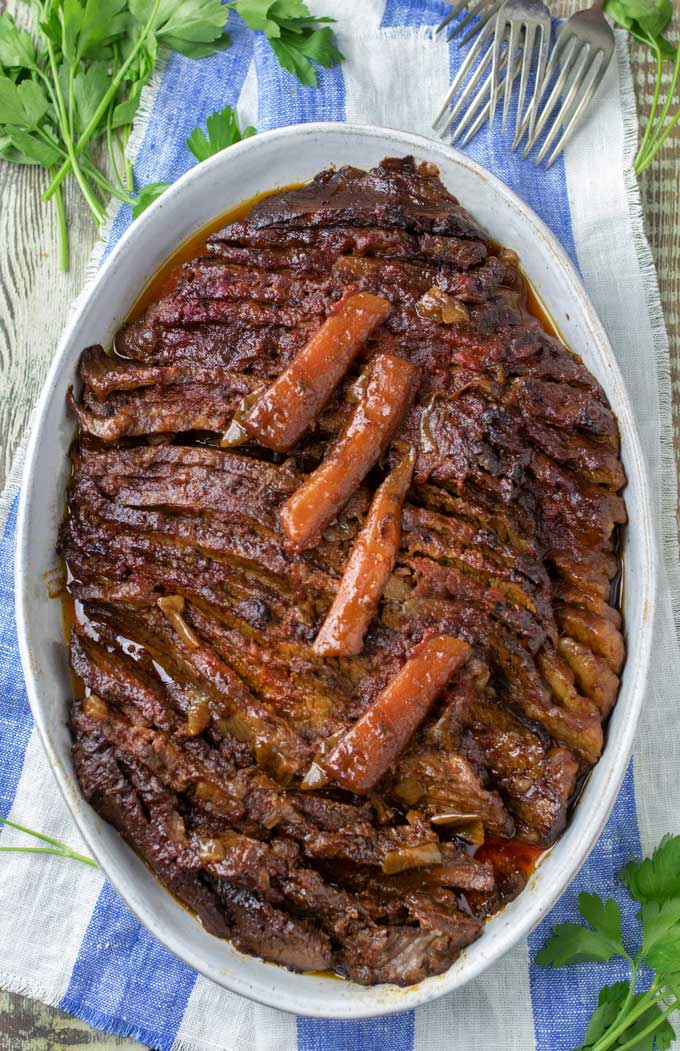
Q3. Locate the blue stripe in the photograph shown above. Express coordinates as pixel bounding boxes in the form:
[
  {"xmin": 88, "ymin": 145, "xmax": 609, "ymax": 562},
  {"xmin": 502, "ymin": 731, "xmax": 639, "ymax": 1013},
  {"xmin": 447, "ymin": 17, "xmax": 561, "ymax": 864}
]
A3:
[
  {"xmin": 59, "ymin": 881, "xmax": 197, "ymax": 1051},
  {"xmin": 298, "ymin": 1012, "xmax": 415, "ymax": 1051},
  {"xmin": 0, "ymin": 496, "xmax": 33, "ymax": 820},
  {"xmin": 381, "ymin": 0, "xmax": 448, "ymax": 28},
  {"xmin": 253, "ymin": 33, "xmax": 346, "ymax": 129},
  {"xmin": 528, "ymin": 763, "xmax": 644, "ymax": 1050},
  {"xmin": 446, "ymin": 24, "xmax": 579, "ymax": 267},
  {"xmin": 104, "ymin": 11, "xmax": 254, "ymax": 257}
]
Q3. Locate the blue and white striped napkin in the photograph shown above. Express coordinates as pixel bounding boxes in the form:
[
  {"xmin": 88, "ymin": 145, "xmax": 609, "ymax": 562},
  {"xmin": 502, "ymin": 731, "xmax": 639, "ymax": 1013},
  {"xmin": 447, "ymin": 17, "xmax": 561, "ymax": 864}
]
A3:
[{"xmin": 1, "ymin": 2, "xmax": 679, "ymax": 1049}]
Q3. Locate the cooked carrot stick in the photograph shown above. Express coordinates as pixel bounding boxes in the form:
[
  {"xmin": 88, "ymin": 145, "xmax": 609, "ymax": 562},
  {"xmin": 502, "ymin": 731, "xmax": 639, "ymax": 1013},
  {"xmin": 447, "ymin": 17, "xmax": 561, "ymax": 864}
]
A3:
[
  {"xmin": 313, "ymin": 449, "xmax": 415, "ymax": 657},
  {"xmin": 242, "ymin": 292, "xmax": 392, "ymax": 452},
  {"xmin": 321, "ymin": 636, "xmax": 471, "ymax": 794},
  {"xmin": 280, "ymin": 353, "xmax": 418, "ymax": 551}
]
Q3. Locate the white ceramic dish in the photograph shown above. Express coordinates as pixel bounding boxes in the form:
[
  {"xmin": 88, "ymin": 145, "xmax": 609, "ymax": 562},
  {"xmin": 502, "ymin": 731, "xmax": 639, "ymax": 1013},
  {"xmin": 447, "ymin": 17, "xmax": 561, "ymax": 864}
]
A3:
[{"xmin": 15, "ymin": 123, "xmax": 655, "ymax": 1019}]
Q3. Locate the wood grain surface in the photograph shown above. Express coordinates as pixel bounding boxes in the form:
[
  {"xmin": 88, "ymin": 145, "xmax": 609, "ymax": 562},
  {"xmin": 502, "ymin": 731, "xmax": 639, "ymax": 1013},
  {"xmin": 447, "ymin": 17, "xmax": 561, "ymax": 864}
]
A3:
[{"xmin": 0, "ymin": 0, "xmax": 678, "ymax": 1047}]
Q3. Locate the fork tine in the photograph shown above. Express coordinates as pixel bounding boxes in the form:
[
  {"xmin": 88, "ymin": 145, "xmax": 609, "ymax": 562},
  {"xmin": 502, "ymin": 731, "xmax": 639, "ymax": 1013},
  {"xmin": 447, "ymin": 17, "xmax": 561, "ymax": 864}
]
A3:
[
  {"xmin": 457, "ymin": 0, "xmax": 505, "ymax": 46},
  {"xmin": 433, "ymin": 15, "xmax": 497, "ymax": 128},
  {"xmin": 512, "ymin": 22, "xmax": 536, "ymax": 143},
  {"xmin": 489, "ymin": 14, "xmax": 509, "ymax": 125},
  {"xmin": 439, "ymin": 43, "xmax": 495, "ymax": 136},
  {"xmin": 435, "ymin": 0, "xmax": 468, "ymax": 36},
  {"xmin": 458, "ymin": 50, "xmax": 520, "ymax": 146},
  {"xmin": 448, "ymin": 0, "xmax": 492, "ymax": 42},
  {"xmin": 544, "ymin": 49, "xmax": 607, "ymax": 166},
  {"xmin": 525, "ymin": 20, "xmax": 551, "ymax": 145},
  {"xmin": 501, "ymin": 20, "xmax": 522, "ymax": 129},
  {"xmin": 514, "ymin": 30, "xmax": 562, "ymax": 151},
  {"xmin": 521, "ymin": 33, "xmax": 580, "ymax": 158},
  {"xmin": 535, "ymin": 42, "xmax": 591, "ymax": 164},
  {"xmin": 451, "ymin": 56, "xmax": 504, "ymax": 142}
]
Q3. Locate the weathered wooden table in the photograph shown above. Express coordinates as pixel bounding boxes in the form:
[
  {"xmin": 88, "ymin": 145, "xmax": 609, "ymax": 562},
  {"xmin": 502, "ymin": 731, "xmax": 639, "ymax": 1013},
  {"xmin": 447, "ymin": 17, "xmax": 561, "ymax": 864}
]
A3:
[{"xmin": 1, "ymin": 1, "xmax": 678, "ymax": 1046}]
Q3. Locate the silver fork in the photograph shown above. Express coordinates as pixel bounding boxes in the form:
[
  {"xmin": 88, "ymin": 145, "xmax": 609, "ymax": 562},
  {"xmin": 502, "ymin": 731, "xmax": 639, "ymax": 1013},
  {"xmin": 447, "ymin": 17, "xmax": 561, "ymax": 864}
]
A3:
[
  {"xmin": 452, "ymin": 46, "xmax": 523, "ymax": 146},
  {"xmin": 433, "ymin": 0, "xmax": 551, "ymax": 144},
  {"xmin": 433, "ymin": 10, "xmax": 501, "ymax": 132},
  {"xmin": 489, "ymin": 0, "xmax": 551, "ymax": 145},
  {"xmin": 435, "ymin": 0, "xmax": 505, "ymax": 48},
  {"xmin": 519, "ymin": 0, "xmax": 614, "ymax": 166}
]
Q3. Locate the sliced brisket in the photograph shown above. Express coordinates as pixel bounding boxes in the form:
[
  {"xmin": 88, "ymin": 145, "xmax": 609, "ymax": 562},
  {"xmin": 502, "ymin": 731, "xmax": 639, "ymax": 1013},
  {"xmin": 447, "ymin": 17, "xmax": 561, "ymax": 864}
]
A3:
[{"xmin": 63, "ymin": 156, "xmax": 625, "ymax": 987}]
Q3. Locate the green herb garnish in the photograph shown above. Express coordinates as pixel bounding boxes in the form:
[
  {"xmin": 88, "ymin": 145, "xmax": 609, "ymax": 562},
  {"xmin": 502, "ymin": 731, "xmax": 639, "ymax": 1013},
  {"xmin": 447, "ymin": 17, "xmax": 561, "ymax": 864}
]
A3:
[
  {"xmin": 228, "ymin": 0, "xmax": 344, "ymax": 87},
  {"xmin": 0, "ymin": 814, "xmax": 97, "ymax": 868},
  {"xmin": 131, "ymin": 178, "xmax": 170, "ymax": 218},
  {"xmin": 605, "ymin": 0, "xmax": 679, "ymax": 174},
  {"xmin": 186, "ymin": 103, "xmax": 255, "ymax": 161},
  {"xmin": 0, "ymin": 0, "xmax": 341, "ymax": 270},
  {"xmin": 132, "ymin": 105, "xmax": 256, "ymax": 218},
  {"xmin": 536, "ymin": 834, "xmax": 680, "ymax": 1051}
]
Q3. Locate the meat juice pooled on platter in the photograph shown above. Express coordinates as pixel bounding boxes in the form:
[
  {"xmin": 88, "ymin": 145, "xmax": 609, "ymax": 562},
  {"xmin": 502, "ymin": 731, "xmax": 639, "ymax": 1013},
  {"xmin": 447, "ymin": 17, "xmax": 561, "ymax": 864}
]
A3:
[{"xmin": 60, "ymin": 157, "xmax": 626, "ymax": 986}]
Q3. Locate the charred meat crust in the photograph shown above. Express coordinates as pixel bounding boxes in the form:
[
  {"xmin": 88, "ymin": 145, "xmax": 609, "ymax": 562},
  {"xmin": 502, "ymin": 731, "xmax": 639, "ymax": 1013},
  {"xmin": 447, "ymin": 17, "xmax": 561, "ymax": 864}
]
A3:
[{"xmin": 63, "ymin": 157, "xmax": 625, "ymax": 986}]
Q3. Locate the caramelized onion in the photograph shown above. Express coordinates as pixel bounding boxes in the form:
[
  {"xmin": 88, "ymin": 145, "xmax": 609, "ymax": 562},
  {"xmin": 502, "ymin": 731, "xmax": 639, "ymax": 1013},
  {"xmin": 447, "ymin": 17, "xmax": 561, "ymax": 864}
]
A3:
[
  {"xmin": 185, "ymin": 691, "xmax": 211, "ymax": 736},
  {"xmin": 194, "ymin": 780, "xmax": 218, "ymax": 801},
  {"xmin": 393, "ymin": 778, "xmax": 425, "ymax": 806},
  {"xmin": 196, "ymin": 836, "xmax": 226, "ymax": 863},
  {"xmin": 416, "ymin": 287, "xmax": 469, "ymax": 324},
  {"xmin": 83, "ymin": 693, "xmax": 109, "ymax": 720},
  {"xmin": 430, "ymin": 814, "xmax": 485, "ymax": 846},
  {"xmin": 300, "ymin": 763, "xmax": 330, "ymax": 790},
  {"xmin": 382, "ymin": 842, "xmax": 442, "ymax": 875},
  {"xmin": 300, "ymin": 730, "xmax": 344, "ymax": 790},
  {"xmin": 220, "ymin": 382, "xmax": 266, "ymax": 448},
  {"xmin": 157, "ymin": 595, "xmax": 200, "ymax": 649},
  {"xmin": 166, "ymin": 812, "xmax": 186, "ymax": 843}
]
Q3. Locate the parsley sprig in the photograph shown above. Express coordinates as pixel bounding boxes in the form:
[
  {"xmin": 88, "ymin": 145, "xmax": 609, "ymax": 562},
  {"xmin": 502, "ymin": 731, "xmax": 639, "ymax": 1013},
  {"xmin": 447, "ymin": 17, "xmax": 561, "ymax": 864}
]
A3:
[
  {"xmin": 229, "ymin": 0, "xmax": 343, "ymax": 87},
  {"xmin": 536, "ymin": 834, "xmax": 680, "ymax": 1051},
  {"xmin": 131, "ymin": 104, "xmax": 256, "ymax": 218},
  {"xmin": 0, "ymin": 0, "xmax": 341, "ymax": 270},
  {"xmin": 0, "ymin": 814, "xmax": 97, "ymax": 867},
  {"xmin": 605, "ymin": 0, "xmax": 679, "ymax": 175}
]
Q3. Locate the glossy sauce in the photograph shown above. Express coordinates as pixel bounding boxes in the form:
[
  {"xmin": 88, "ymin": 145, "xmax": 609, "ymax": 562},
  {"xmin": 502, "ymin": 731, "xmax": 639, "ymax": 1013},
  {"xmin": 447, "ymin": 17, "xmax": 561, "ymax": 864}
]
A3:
[
  {"xmin": 60, "ymin": 187, "xmax": 622, "ymax": 947},
  {"xmin": 130, "ymin": 187, "xmax": 298, "ymax": 321},
  {"xmin": 476, "ymin": 838, "xmax": 544, "ymax": 879}
]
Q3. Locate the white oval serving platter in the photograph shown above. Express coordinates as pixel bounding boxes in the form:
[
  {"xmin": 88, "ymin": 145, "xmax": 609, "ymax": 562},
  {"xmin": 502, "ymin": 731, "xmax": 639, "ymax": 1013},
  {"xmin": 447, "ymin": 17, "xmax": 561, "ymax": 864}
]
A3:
[{"xmin": 15, "ymin": 122, "xmax": 655, "ymax": 1018}]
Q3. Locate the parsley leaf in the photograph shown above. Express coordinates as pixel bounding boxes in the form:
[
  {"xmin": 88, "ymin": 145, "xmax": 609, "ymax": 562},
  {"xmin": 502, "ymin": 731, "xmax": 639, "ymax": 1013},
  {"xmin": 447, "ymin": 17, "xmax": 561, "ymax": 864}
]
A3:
[
  {"xmin": 7, "ymin": 127, "xmax": 61, "ymax": 166},
  {"xmin": 621, "ymin": 836, "xmax": 680, "ymax": 904},
  {"xmin": 111, "ymin": 79, "xmax": 145, "ymax": 129},
  {"xmin": 59, "ymin": 0, "xmax": 129, "ymax": 66},
  {"xmin": 186, "ymin": 105, "xmax": 255, "ymax": 162},
  {"xmin": 0, "ymin": 132, "xmax": 38, "ymax": 165},
  {"xmin": 134, "ymin": 108, "xmax": 255, "ymax": 218},
  {"xmin": 639, "ymin": 899, "xmax": 680, "ymax": 972},
  {"xmin": 583, "ymin": 983, "xmax": 632, "ymax": 1046},
  {"xmin": 72, "ymin": 62, "xmax": 111, "ymax": 134},
  {"xmin": 0, "ymin": 76, "xmax": 50, "ymax": 128},
  {"xmin": 536, "ymin": 836, "xmax": 680, "ymax": 1051},
  {"xmin": 587, "ymin": 983, "xmax": 676, "ymax": 1050},
  {"xmin": 0, "ymin": 13, "xmax": 37, "ymax": 70},
  {"xmin": 229, "ymin": 0, "xmax": 343, "ymax": 86},
  {"xmin": 130, "ymin": 0, "xmax": 232, "ymax": 59},
  {"xmin": 535, "ymin": 893, "xmax": 625, "ymax": 967},
  {"xmin": 132, "ymin": 180, "xmax": 170, "ymax": 218},
  {"xmin": 605, "ymin": 0, "xmax": 673, "ymax": 38}
]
